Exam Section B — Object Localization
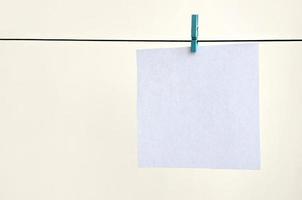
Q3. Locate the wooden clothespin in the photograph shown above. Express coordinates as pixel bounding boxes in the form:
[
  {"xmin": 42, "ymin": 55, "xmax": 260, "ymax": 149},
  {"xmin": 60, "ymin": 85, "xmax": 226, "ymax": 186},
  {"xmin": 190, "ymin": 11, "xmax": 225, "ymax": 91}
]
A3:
[{"xmin": 191, "ymin": 14, "xmax": 199, "ymax": 53}]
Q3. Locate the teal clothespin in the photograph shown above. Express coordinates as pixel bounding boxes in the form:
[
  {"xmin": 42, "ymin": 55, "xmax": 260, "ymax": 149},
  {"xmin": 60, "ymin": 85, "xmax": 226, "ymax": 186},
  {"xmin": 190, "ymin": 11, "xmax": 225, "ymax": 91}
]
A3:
[{"xmin": 191, "ymin": 14, "xmax": 199, "ymax": 53}]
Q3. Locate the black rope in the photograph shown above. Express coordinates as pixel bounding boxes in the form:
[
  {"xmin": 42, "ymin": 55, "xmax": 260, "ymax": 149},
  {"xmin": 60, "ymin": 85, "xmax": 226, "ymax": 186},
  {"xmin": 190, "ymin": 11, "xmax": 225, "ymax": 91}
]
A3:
[{"xmin": 0, "ymin": 38, "xmax": 302, "ymax": 43}]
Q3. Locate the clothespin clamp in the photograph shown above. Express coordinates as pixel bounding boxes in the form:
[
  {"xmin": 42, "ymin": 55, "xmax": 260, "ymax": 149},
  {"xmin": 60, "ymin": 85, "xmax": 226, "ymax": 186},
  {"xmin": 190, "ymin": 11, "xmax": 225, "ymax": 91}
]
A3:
[{"xmin": 191, "ymin": 14, "xmax": 199, "ymax": 53}]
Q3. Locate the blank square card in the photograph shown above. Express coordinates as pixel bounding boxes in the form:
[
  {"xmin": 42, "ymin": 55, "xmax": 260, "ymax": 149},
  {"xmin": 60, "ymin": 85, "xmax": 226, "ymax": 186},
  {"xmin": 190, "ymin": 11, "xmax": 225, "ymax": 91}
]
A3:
[{"xmin": 137, "ymin": 44, "xmax": 260, "ymax": 169}]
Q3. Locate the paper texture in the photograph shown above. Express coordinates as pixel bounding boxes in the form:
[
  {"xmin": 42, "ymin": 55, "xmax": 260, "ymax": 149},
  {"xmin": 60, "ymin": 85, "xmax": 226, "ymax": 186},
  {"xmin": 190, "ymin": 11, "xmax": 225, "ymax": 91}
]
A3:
[{"xmin": 137, "ymin": 44, "xmax": 260, "ymax": 169}]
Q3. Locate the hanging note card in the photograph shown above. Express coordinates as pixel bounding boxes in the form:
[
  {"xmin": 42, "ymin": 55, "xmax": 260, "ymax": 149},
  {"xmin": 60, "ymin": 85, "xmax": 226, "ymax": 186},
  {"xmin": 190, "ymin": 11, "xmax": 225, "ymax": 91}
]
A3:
[{"xmin": 137, "ymin": 44, "xmax": 260, "ymax": 170}]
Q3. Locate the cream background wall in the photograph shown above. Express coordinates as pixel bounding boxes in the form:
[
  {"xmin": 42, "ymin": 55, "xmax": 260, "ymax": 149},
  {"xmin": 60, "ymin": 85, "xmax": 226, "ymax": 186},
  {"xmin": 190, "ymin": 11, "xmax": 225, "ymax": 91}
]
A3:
[{"xmin": 0, "ymin": 0, "xmax": 302, "ymax": 199}]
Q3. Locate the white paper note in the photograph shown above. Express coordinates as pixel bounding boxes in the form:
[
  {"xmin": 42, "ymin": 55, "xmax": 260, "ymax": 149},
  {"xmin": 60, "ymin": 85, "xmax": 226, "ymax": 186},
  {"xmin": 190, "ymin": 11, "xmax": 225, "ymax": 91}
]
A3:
[{"xmin": 137, "ymin": 44, "xmax": 260, "ymax": 169}]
